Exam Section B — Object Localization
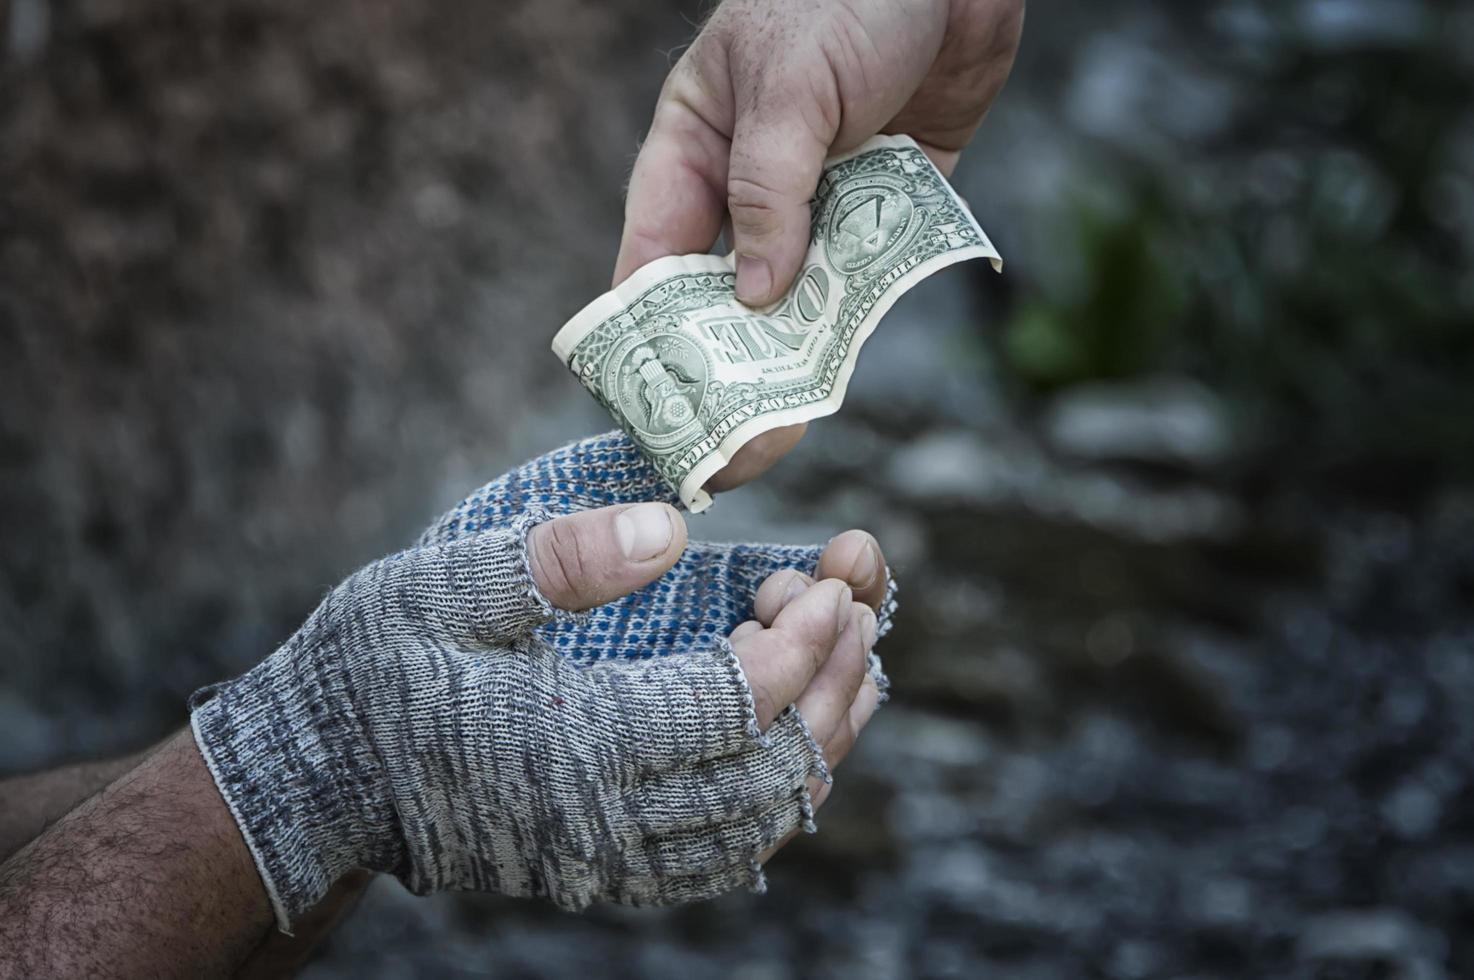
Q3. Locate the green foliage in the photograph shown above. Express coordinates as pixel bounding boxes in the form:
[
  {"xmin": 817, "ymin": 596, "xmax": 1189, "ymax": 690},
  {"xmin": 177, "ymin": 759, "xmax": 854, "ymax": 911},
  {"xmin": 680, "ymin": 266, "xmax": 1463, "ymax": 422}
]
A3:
[
  {"xmin": 1002, "ymin": 193, "xmax": 1188, "ymax": 390},
  {"xmin": 998, "ymin": 10, "xmax": 1474, "ymax": 471}
]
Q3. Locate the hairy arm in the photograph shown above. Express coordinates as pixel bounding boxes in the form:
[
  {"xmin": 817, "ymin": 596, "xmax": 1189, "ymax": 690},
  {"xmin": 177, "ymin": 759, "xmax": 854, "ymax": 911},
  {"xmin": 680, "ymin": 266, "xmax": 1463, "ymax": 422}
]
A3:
[
  {"xmin": 0, "ymin": 748, "xmax": 154, "ymax": 862},
  {"xmin": 0, "ymin": 737, "xmax": 371, "ymax": 978},
  {"xmin": 0, "ymin": 730, "xmax": 273, "ymax": 978}
]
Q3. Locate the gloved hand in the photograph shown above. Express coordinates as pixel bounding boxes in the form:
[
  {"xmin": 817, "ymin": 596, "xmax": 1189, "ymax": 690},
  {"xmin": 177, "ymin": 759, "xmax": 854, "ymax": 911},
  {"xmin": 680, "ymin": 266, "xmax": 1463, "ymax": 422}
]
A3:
[{"xmin": 191, "ymin": 434, "xmax": 894, "ymax": 933}]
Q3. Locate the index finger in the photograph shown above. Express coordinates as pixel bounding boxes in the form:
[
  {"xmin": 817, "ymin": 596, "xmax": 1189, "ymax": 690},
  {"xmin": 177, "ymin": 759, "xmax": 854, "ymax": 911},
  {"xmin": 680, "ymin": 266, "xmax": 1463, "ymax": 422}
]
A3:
[
  {"xmin": 729, "ymin": 579, "xmax": 851, "ymax": 730},
  {"xmin": 614, "ymin": 95, "xmax": 731, "ymax": 285}
]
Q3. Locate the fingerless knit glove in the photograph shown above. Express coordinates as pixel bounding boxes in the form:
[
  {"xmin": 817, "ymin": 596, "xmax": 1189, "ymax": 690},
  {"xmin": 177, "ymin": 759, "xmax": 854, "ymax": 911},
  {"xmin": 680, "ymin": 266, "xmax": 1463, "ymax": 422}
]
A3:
[
  {"xmin": 191, "ymin": 515, "xmax": 830, "ymax": 931},
  {"xmin": 192, "ymin": 432, "xmax": 895, "ymax": 932}
]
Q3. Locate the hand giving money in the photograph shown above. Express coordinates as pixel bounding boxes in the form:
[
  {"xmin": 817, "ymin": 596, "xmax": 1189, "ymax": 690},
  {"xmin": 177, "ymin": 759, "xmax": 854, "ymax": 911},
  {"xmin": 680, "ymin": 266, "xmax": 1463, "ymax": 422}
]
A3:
[{"xmin": 556, "ymin": 136, "xmax": 1002, "ymax": 510}]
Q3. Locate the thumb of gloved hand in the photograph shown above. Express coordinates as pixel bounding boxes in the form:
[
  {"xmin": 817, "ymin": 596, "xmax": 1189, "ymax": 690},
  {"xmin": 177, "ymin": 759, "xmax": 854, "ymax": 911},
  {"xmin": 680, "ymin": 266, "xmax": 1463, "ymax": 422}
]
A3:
[{"xmin": 527, "ymin": 502, "xmax": 689, "ymax": 611}]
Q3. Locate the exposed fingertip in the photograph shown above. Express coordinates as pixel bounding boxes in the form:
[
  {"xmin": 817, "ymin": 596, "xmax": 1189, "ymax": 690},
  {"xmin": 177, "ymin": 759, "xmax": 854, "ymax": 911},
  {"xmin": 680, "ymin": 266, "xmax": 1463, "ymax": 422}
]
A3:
[
  {"xmin": 754, "ymin": 568, "xmax": 815, "ymax": 626},
  {"xmin": 846, "ymin": 537, "xmax": 880, "ymax": 590},
  {"xmin": 729, "ymin": 619, "xmax": 764, "ymax": 642},
  {"xmin": 769, "ymin": 578, "xmax": 853, "ymax": 657},
  {"xmin": 616, "ymin": 502, "xmax": 677, "ymax": 561},
  {"xmin": 834, "ymin": 583, "xmax": 853, "ymax": 633},
  {"xmin": 818, "ymin": 530, "xmax": 887, "ymax": 605}
]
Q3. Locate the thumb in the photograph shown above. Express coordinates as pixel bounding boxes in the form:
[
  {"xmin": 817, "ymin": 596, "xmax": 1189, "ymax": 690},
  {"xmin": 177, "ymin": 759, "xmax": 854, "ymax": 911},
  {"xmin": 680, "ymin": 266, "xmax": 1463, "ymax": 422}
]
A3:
[
  {"xmin": 527, "ymin": 503, "xmax": 688, "ymax": 611},
  {"xmin": 726, "ymin": 108, "xmax": 831, "ymax": 306}
]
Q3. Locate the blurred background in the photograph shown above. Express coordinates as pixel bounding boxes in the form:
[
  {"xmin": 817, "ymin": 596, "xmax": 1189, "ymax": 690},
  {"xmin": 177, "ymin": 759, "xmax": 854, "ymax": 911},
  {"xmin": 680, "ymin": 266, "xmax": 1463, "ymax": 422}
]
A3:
[{"xmin": 3, "ymin": 0, "xmax": 1473, "ymax": 976}]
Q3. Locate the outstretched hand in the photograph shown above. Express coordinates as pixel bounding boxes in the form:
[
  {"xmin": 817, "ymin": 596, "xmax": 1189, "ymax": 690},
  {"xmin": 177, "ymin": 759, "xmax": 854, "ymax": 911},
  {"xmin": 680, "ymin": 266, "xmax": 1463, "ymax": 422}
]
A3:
[
  {"xmin": 616, "ymin": 0, "xmax": 1025, "ymax": 490},
  {"xmin": 423, "ymin": 430, "xmax": 895, "ymax": 845}
]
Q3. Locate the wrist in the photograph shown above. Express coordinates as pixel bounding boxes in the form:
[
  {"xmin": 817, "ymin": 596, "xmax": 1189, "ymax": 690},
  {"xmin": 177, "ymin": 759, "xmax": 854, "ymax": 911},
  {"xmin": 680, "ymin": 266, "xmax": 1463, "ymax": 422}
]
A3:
[{"xmin": 190, "ymin": 641, "xmax": 403, "ymax": 931}]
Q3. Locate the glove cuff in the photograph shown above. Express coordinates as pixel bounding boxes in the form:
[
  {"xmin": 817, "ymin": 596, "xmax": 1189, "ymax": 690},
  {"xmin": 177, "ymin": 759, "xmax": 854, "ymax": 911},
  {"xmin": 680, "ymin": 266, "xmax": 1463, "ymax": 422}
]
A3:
[{"xmin": 190, "ymin": 644, "xmax": 403, "ymax": 933}]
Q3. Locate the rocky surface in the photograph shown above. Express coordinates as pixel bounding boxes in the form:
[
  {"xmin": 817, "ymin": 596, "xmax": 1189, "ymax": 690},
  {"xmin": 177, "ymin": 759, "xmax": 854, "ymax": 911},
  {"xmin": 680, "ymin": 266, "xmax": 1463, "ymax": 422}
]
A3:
[{"xmin": 3, "ymin": 1, "xmax": 1472, "ymax": 977}]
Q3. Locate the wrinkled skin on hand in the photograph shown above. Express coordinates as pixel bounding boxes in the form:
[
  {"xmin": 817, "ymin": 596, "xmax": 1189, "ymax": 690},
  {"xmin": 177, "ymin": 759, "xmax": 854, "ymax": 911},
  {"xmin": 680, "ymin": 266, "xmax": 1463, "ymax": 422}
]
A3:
[{"xmin": 615, "ymin": 0, "xmax": 1026, "ymax": 490}]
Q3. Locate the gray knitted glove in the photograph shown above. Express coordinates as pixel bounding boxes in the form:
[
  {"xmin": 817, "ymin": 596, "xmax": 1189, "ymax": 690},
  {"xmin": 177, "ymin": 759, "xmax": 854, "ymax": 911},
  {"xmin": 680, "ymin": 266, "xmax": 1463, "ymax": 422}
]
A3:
[{"xmin": 190, "ymin": 513, "xmax": 828, "ymax": 932}]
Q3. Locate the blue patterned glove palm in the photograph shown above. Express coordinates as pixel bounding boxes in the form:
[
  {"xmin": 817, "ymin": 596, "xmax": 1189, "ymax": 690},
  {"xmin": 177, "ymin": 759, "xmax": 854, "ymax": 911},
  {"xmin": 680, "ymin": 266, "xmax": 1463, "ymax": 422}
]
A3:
[{"xmin": 418, "ymin": 431, "xmax": 895, "ymax": 668}]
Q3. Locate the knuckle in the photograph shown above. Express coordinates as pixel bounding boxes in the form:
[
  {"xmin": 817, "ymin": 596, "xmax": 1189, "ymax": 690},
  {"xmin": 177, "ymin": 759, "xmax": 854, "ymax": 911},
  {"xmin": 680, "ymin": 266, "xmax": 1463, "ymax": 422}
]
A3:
[
  {"xmin": 619, "ymin": 221, "xmax": 668, "ymax": 257},
  {"xmin": 799, "ymin": 68, "xmax": 842, "ymax": 140},
  {"xmin": 533, "ymin": 521, "xmax": 588, "ymax": 604},
  {"xmin": 841, "ymin": 632, "xmax": 867, "ymax": 679},
  {"xmin": 779, "ymin": 592, "xmax": 840, "ymax": 663},
  {"xmin": 726, "ymin": 175, "xmax": 785, "ymax": 236},
  {"xmin": 818, "ymin": 11, "xmax": 878, "ymax": 95},
  {"xmin": 776, "ymin": 625, "xmax": 826, "ymax": 674},
  {"xmin": 802, "ymin": 629, "xmax": 831, "ymax": 676}
]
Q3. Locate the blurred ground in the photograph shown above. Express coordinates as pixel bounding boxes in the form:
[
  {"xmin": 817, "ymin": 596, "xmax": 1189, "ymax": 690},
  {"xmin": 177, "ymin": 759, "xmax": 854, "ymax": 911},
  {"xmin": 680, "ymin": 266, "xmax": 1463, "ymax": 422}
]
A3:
[{"xmin": 3, "ymin": 1, "xmax": 1473, "ymax": 978}]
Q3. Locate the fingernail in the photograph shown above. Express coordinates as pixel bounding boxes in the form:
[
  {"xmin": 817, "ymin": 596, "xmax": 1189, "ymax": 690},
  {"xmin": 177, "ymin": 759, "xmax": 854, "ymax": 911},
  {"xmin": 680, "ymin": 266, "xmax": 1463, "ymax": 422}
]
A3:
[
  {"xmin": 860, "ymin": 609, "xmax": 877, "ymax": 650},
  {"xmin": 736, "ymin": 253, "xmax": 772, "ymax": 305},
  {"xmin": 616, "ymin": 503, "xmax": 674, "ymax": 561},
  {"xmin": 835, "ymin": 585, "xmax": 853, "ymax": 633},
  {"xmin": 782, "ymin": 572, "xmax": 810, "ymax": 606},
  {"xmin": 848, "ymin": 540, "xmax": 880, "ymax": 589}
]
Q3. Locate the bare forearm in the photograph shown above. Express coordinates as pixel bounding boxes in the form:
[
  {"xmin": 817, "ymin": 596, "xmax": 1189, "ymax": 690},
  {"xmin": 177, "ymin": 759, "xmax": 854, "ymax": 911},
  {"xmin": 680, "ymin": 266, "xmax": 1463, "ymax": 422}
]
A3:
[
  {"xmin": 0, "ymin": 736, "xmax": 373, "ymax": 978},
  {"xmin": 0, "ymin": 748, "xmax": 154, "ymax": 861},
  {"xmin": 0, "ymin": 729, "xmax": 273, "ymax": 978}
]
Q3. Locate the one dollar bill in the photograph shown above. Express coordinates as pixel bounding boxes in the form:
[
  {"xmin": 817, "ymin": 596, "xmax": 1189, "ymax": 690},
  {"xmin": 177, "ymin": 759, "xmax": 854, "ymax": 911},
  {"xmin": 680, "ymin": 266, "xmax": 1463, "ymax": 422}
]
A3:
[{"xmin": 552, "ymin": 134, "xmax": 1002, "ymax": 512}]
